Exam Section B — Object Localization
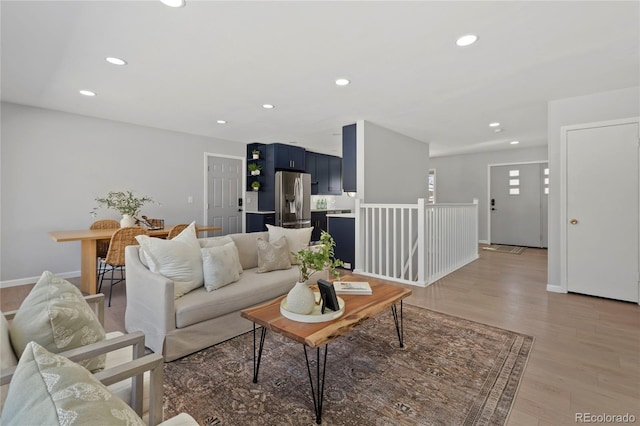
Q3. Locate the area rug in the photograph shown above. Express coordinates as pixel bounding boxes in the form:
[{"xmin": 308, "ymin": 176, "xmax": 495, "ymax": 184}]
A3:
[
  {"xmin": 482, "ymin": 245, "xmax": 527, "ymax": 255},
  {"xmin": 163, "ymin": 305, "xmax": 533, "ymax": 426}
]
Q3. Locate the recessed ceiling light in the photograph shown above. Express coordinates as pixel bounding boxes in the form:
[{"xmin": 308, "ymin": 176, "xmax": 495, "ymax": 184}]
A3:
[
  {"xmin": 489, "ymin": 122, "xmax": 500, "ymax": 127},
  {"xmin": 510, "ymin": 140, "xmax": 520, "ymax": 145},
  {"xmin": 105, "ymin": 57, "xmax": 127, "ymax": 66},
  {"xmin": 160, "ymin": 0, "xmax": 185, "ymax": 7},
  {"xmin": 79, "ymin": 90, "xmax": 96, "ymax": 97},
  {"xmin": 216, "ymin": 120, "xmax": 227, "ymax": 124},
  {"xmin": 456, "ymin": 34, "xmax": 478, "ymax": 47},
  {"xmin": 494, "ymin": 128, "xmax": 503, "ymax": 133},
  {"xmin": 335, "ymin": 78, "xmax": 350, "ymax": 86},
  {"xmin": 262, "ymin": 104, "xmax": 275, "ymax": 109}
]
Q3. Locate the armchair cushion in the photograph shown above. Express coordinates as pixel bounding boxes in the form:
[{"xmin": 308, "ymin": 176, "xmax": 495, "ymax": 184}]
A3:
[
  {"xmin": 0, "ymin": 342, "xmax": 144, "ymax": 426},
  {"xmin": 8, "ymin": 271, "xmax": 106, "ymax": 372},
  {"xmin": 136, "ymin": 221, "xmax": 204, "ymax": 299}
]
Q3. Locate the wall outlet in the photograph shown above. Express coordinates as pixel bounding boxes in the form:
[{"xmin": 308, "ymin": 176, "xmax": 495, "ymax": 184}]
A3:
[
  {"xmin": 187, "ymin": 196, "xmax": 193, "ymax": 204},
  {"xmin": 343, "ymin": 262, "xmax": 351, "ymax": 269}
]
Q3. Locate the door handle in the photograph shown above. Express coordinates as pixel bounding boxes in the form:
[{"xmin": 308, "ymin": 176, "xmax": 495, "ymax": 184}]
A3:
[
  {"xmin": 570, "ymin": 219, "xmax": 578, "ymax": 225},
  {"xmin": 238, "ymin": 209, "xmax": 243, "ymax": 212}
]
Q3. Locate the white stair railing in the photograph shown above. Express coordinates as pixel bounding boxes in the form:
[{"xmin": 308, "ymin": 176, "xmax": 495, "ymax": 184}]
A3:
[{"xmin": 354, "ymin": 198, "xmax": 478, "ymax": 287}]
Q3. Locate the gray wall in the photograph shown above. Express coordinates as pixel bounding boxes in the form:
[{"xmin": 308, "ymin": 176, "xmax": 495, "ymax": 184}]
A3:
[
  {"xmin": 430, "ymin": 146, "xmax": 548, "ymax": 242},
  {"xmin": 1, "ymin": 102, "xmax": 244, "ymax": 284},
  {"xmin": 546, "ymin": 86, "xmax": 639, "ymax": 290},
  {"xmin": 359, "ymin": 120, "xmax": 430, "ymax": 204}
]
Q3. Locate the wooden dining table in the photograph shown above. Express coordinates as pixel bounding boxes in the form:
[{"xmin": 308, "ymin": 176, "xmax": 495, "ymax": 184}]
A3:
[{"xmin": 48, "ymin": 225, "xmax": 220, "ymax": 295}]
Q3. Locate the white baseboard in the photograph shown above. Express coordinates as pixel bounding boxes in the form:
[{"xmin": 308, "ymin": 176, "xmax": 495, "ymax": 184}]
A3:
[
  {"xmin": 478, "ymin": 240, "xmax": 489, "ymax": 245},
  {"xmin": 546, "ymin": 283, "xmax": 566, "ymax": 293},
  {"xmin": 0, "ymin": 271, "xmax": 80, "ymax": 289}
]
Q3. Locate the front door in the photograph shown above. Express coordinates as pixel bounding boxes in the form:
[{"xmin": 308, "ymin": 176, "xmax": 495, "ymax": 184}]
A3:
[
  {"xmin": 490, "ymin": 163, "xmax": 547, "ymax": 247},
  {"xmin": 207, "ymin": 155, "xmax": 243, "ymax": 235},
  {"xmin": 565, "ymin": 121, "xmax": 639, "ymax": 302}
]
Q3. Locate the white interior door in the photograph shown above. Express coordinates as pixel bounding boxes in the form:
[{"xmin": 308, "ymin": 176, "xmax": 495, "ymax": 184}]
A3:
[
  {"xmin": 566, "ymin": 121, "xmax": 639, "ymax": 302},
  {"xmin": 207, "ymin": 155, "xmax": 243, "ymax": 235},
  {"xmin": 490, "ymin": 163, "xmax": 547, "ymax": 247}
]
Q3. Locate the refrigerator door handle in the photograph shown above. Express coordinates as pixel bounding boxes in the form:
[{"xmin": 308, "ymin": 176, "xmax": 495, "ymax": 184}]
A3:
[{"xmin": 282, "ymin": 220, "xmax": 311, "ymax": 226}]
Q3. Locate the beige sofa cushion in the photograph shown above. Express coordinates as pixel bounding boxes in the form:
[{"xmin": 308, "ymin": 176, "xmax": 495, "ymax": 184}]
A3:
[
  {"xmin": 228, "ymin": 231, "xmax": 268, "ymax": 270},
  {"xmin": 174, "ymin": 267, "xmax": 299, "ymax": 329}
]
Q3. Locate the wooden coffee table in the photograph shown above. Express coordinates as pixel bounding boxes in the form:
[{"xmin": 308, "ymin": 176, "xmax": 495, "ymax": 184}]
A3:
[{"xmin": 240, "ymin": 275, "xmax": 412, "ymax": 424}]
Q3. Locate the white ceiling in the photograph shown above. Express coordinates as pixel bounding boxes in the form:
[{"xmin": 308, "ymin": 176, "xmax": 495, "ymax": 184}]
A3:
[{"xmin": 1, "ymin": 1, "xmax": 638, "ymax": 157}]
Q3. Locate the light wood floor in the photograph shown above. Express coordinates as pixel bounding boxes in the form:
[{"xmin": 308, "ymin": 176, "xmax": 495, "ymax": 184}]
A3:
[{"xmin": 2, "ymin": 247, "xmax": 638, "ymax": 425}]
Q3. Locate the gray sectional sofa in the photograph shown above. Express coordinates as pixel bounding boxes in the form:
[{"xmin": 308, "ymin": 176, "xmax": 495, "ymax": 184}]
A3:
[{"xmin": 124, "ymin": 231, "xmax": 299, "ymax": 361}]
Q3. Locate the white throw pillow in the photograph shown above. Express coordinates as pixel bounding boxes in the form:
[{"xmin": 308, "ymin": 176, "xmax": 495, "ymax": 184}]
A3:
[
  {"xmin": 201, "ymin": 243, "xmax": 242, "ymax": 291},
  {"xmin": 0, "ymin": 314, "xmax": 17, "ymax": 370},
  {"xmin": 266, "ymin": 224, "xmax": 313, "ymax": 265},
  {"xmin": 136, "ymin": 221, "xmax": 204, "ymax": 299},
  {"xmin": 200, "ymin": 236, "xmax": 243, "ymax": 274}
]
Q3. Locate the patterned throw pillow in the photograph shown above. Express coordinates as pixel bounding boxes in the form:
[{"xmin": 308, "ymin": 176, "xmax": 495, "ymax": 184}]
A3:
[
  {"xmin": 0, "ymin": 342, "xmax": 145, "ymax": 426},
  {"xmin": 266, "ymin": 224, "xmax": 313, "ymax": 264},
  {"xmin": 257, "ymin": 236, "xmax": 292, "ymax": 273},
  {"xmin": 9, "ymin": 271, "xmax": 106, "ymax": 372},
  {"xmin": 201, "ymin": 243, "xmax": 242, "ymax": 291}
]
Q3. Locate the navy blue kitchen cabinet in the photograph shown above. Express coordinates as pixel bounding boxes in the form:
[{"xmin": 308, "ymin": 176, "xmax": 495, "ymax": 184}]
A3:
[
  {"xmin": 306, "ymin": 151, "xmax": 342, "ymax": 195},
  {"xmin": 311, "ymin": 211, "xmax": 327, "ymax": 242},
  {"xmin": 246, "ymin": 212, "xmax": 275, "ymax": 232},
  {"xmin": 328, "ymin": 216, "xmax": 355, "ymax": 270},
  {"xmin": 270, "ymin": 143, "xmax": 306, "ymax": 171},
  {"xmin": 342, "ymin": 123, "xmax": 357, "ymax": 193}
]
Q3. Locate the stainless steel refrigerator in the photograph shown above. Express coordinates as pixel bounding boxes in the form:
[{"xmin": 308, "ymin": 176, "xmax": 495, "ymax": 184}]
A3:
[{"xmin": 274, "ymin": 171, "xmax": 311, "ymax": 228}]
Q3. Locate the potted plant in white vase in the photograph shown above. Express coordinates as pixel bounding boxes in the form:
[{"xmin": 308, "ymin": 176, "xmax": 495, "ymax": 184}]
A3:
[
  {"xmin": 286, "ymin": 231, "xmax": 344, "ymax": 315},
  {"xmin": 252, "ymin": 149, "xmax": 260, "ymax": 159},
  {"xmin": 92, "ymin": 190, "xmax": 156, "ymax": 227},
  {"xmin": 251, "ymin": 181, "xmax": 260, "ymax": 191},
  {"xmin": 248, "ymin": 163, "xmax": 261, "ymax": 176}
]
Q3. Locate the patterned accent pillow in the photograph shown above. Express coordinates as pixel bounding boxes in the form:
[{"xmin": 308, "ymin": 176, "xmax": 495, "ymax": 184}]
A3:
[
  {"xmin": 9, "ymin": 271, "xmax": 106, "ymax": 372},
  {"xmin": 136, "ymin": 221, "xmax": 204, "ymax": 299},
  {"xmin": 266, "ymin": 224, "xmax": 313, "ymax": 265},
  {"xmin": 0, "ymin": 341, "xmax": 144, "ymax": 426},
  {"xmin": 200, "ymin": 236, "xmax": 243, "ymax": 274},
  {"xmin": 201, "ymin": 243, "xmax": 242, "ymax": 291},
  {"xmin": 257, "ymin": 236, "xmax": 292, "ymax": 273}
]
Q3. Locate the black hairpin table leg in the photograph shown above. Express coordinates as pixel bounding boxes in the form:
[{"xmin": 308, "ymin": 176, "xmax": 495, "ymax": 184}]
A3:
[
  {"xmin": 252, "ymin": 322, "xmax": 267, "ymax": 383},
  {"xmin": 303, "ymin": 344, "xmax": 328, "ymax": 424},
  {"xmin": 391, "ymin": 300, "xmax": 404, "ymax": 348}
]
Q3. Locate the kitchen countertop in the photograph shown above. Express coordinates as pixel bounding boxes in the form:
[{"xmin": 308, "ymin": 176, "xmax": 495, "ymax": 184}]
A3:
[
  {"xmin": 311, "ymin": 209, "xmax": 352, "ymax": 213},
  {"xmin": 245, "ymin": 211, "xmax": 275, "ymax": 214},
  {"xmin": 326, "ymin": 213, "xmax": 355, "ymax": 218}
]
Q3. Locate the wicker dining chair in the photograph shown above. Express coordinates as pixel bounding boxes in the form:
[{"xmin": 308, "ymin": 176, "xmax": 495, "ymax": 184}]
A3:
[
  {"xmin": 90, "ymin": 219, "xmax": 120, "ymax": 280},
  {"xmin": 98, "ymin": 227, "xmax": 149, "ymax": 307},
  {"xmin": 167, "ymin": 223, "xmax": 190, "ymax": 239}
]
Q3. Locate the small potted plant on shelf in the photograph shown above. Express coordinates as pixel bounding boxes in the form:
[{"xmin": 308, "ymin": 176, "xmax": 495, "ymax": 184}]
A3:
[
  {"xmin": 252, "ymin": 149, "xmax": 260, "ymax": 159},
  {"xmin": 248, "ymin": 163, "xmax": 262, "ymax": 176},
  {"xmin": 251, "ymin": 181, "xmax": 260, "ymax": 191},
  {"xmin": 286, "ymin": 231, "xmax": 344, "ymax": 314},
  {"xmin": 92, "ymin": 190, "xmax": 156, "ymax": 228}
]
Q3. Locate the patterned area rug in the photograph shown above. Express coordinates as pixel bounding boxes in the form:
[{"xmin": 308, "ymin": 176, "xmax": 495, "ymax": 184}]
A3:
[
  {"xmin": 482, "ymin": 245, "xmax": 527, "ymax": 255},
  {"xmin": 163, "ymin": 305, "xmax": 533, "ymax": 426}
]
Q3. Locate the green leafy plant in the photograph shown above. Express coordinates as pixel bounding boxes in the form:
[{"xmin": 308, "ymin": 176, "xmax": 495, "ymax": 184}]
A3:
[
  {"xmin": 92, "ymin": 190, "xmax": 156, "ymax": 217},
  {"xmin": 248, "ymin": 163, "xmax": 262, "ymax": 172},
  {"xmin": 252, "ymin": 149, "xmax": 260, "ymax": 157},
  {"xmin": 293, "ymin": 231, "xmax": 344, "ymax": 283},
  {"xmin": 251, "ymin": 181, "xmax": 260, "ymax": 190}
]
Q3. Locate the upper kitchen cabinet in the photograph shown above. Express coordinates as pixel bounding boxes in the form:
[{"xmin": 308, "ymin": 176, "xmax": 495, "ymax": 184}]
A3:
[
  {"xmin": 268, "ymin": 143, "xmax": 306, "ymax": 171},
  {"xmin": 342, "ymin": 123, "xmax": 357, "ymax": 192},
  {"xmin": 305, "ymin": 151, "xmax": 342, "ymax": 195}
]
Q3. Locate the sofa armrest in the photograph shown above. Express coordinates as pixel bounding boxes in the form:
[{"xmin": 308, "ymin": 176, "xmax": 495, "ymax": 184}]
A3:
[{"xmin": 125, "ymin": 245, "xmax": 176, "ymax": 356}]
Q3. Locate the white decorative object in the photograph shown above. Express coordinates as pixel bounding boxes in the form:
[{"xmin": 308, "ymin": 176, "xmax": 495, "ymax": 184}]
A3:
[
  {"xmin": 285, "ymin": 281, "xmax": 316, "ymax": 315},
  {"xmin": 251, "ymin": 170, "xmax": 260, "ymax": 176},
  {"xmin": 280, "ymin": 293, "xmax": 345, "ymax": 323},
  {"xmin": 120, "ymin": 214, "xmax": 136, "ymax": 228},
  {"xmin": 252, "ymin": 153, "xmax": 259, "ymax": 159}
]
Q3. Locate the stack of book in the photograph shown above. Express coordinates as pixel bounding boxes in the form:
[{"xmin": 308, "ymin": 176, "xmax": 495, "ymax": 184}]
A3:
[{"xmin": 333, "ymin": 281, "xmax": 372, "ymax": 295}]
